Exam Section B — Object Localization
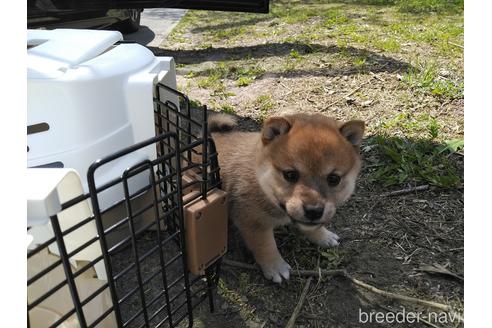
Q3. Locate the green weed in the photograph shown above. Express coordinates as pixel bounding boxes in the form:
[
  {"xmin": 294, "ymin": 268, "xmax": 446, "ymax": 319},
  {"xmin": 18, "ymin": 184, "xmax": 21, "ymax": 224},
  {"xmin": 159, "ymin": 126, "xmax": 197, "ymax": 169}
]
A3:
[
  {"xmin": 289, "ymin": 49, "xmax": 302, "ymax": 60},
  {"xmin": 319, "ymin": 248, "xmax": 344, "ymax": 269},
  {"xmin": 236, "ymin": 76, "xmax": 253, "ymax": 87},
  {"xmin": 402, "ymin": 61, "xmax": 463, "ymax": 99},
  {"xmin": 396, "ymin": 0, "xmax": 463, "ymax": 13},
  {"xmin": 354, "ymin": 57, "xmax": 367, "ymax": 68},
  {"xmin": 221, "ymin": 103, "xmax": 235, "ymax": 114},
  {"xmin": 374, "ymin": 37, "xmax": 401, "ymax": 52},
  {"xmin": 254, "ymin": 95, "xmax": 274, "ymax": 120},
  {"xmin": 189, "ymin": 99, "xmax": 203, "ymax": 109},
  {"xmin": 368, "ymin": 135, "xmax": 461, "ymax": 188},
  {"xmin": 209, "ymin": 26, "xmax": 247, "ymax": 41}
]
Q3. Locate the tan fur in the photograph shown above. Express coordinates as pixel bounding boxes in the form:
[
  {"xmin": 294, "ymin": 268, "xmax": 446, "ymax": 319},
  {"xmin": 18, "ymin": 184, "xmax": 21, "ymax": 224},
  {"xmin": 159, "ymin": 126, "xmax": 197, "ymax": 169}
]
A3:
[{"xmin": 212, "ymin": 113, "xmax": 365, "ymax": 283}]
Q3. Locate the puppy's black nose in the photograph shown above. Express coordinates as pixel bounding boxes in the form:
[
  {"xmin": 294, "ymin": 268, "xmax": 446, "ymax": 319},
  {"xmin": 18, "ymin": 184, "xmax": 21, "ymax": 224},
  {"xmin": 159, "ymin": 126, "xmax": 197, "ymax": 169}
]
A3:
[{"xmin": 303, "ymin": 206, "xmax": 324, "ymax": 221}]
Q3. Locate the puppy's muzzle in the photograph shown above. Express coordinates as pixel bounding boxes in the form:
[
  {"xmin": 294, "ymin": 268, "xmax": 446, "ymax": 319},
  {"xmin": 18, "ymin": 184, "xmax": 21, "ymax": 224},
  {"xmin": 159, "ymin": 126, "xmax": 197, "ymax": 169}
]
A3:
[
  {"xmin": 303, "ymin": 206, "xmax": 324, "ymax": 221},
  {"xmin": 278, "ymin": 202, "xmax": 325, "ymax": 227}
]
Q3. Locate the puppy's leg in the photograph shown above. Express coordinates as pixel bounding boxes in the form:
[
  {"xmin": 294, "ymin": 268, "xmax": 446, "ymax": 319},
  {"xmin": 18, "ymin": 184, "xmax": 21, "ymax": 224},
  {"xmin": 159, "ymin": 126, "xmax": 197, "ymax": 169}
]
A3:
[
  {"xmin": 239, "ymin": 225, "xmax": 291, "ymax": 283},
  {"xmin": 298, "ymin": 225, "xmax": 340, "ymax": 248}
]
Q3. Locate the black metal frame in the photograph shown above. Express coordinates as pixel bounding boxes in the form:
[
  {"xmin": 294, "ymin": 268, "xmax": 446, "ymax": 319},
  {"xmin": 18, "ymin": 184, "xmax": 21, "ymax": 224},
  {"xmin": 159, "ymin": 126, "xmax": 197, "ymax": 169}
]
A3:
[
  {"xmin": 27, "ymin": 84, "xmax": 223, "ymax": 327},
  {"xmin": 28, "ymin": 0, "xmax": 270, "ymax": 14}
]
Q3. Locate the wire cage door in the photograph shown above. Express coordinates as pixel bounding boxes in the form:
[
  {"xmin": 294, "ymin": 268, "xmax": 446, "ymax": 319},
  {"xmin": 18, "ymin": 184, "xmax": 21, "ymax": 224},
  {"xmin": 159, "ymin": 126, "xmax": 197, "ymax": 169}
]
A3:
[{"xmin": 27, "ymin": 84, "xmax": 224, "ymax": 328}]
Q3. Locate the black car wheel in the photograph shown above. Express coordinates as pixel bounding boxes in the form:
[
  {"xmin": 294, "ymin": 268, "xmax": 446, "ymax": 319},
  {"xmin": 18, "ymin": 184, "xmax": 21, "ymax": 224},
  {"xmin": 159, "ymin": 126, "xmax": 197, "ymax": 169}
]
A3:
[{"xmin": 117, "ymin": 9, "xmax": 141, "ymax": 34}]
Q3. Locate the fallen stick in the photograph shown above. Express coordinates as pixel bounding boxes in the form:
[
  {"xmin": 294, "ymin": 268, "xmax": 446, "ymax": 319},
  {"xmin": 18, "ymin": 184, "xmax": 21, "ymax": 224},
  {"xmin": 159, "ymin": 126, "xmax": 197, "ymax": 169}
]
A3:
[
  {"xmin": 380, "ymin": 185, "xmax": 429, "ymax": 197},
  {"xmin": 222, "ymin": 259, "xmax": 463, "ymax": 322},
  {"xmin": 448, "ymin": 41, "xmax": 464, "ymax": 49},
  {"xmin": 348, "ymin": 276, "xmax": 451, "ymax": 312},
  {"xmin": 325, "ymin": 84, "xmax": 365, "ymax": 108},
  {"xmin": 285, "ymin": 277, "xmax": 313, "ymax": 328}
]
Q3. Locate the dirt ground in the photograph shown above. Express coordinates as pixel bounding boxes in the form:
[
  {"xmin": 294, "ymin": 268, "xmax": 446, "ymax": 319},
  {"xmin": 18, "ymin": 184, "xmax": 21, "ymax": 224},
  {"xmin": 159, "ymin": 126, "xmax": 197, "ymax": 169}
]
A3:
[{"xmin": 148, "ymin": 1, "xmax": 464, "ymax": 327}]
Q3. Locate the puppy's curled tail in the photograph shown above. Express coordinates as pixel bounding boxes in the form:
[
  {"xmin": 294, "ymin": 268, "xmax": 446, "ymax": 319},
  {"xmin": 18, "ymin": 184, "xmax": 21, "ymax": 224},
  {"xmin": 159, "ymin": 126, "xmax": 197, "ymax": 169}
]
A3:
[{"xmin": 208, "ymin": 113, "xmax": 237, "ymax": 133}]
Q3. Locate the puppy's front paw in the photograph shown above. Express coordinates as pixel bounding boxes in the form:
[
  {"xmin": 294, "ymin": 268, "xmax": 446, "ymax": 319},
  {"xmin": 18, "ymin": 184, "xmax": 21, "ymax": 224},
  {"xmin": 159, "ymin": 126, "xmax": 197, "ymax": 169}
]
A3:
[
  {"xmin": 302, "ymin": 226, "xmax": 340, "ymax": 248},
  {"xmin": 319, "ymin": 229, "xmax": 340, "ymax": 247},
  {"xmin": 259, "ymin": 257, "xmax": 291, "ymax": 284}
]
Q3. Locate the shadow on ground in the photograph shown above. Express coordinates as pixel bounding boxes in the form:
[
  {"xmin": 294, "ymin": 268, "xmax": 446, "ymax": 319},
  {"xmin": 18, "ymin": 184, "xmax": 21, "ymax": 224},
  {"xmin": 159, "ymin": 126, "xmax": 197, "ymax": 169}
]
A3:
[
  {"xmin": 124, "ymin": 26, "xmax": 156, "ymax": 45},
  {"xmin": 149, "ymin": 42, "xmax": 412, "ymax": 79}
]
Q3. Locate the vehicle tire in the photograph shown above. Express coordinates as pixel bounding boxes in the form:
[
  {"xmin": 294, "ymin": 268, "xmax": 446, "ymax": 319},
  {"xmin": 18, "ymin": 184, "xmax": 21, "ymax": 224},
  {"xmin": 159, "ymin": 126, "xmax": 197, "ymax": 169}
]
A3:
[{"xmin": 117, "ymin": 9, "xmax": 141, "ymax": 34}]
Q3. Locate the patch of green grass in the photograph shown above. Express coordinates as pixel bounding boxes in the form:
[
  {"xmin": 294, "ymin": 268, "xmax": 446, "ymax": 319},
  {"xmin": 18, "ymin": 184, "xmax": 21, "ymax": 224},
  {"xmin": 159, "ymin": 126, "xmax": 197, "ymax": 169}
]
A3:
[
  {"xmin": 195, "ymin": 61, "xmax": 266, "ymax": 93},
  {"xmin": 197, "ymin": 75, "xmax": 219, "ymax": 89},
  {"xmin": 189, "ymin": 99, "xmax": 203, "ymax": 109},
  {"xmin": 386, "ymin": 17, "xmax": 463, "ymax": 56},
  {"xmin": 373, "ymin": 37, "xmax": 401, "ymax": 52},
  {"xmin": 323, "ymin": 11, "xmax": 349, "ymax": 27},
  {"xmin": 254, "ymin": 95, "xmax": 274, "ymax": 120},
  {"xmin": 402, "ymin": 61, "xmax": 463, "ymax": 99},
  {"xmin": 319, "ymin": 248, "xmax": 344, "ymax": 269},
  {"xmin": 345, "ymin": 0, "xmax": 395, "ymax": 4},
  {"xmin": 379, "ymin": 112, "xmax": 441, "ymax": 140},
  {"xmin": 197, "ymin": 63, "xmax": 227, "ymax": 89},
  {"xmin": 233, "ymin": 65, "xmax": 265, "ymax": 80},
  {"xmin": 209, "ymin": 26, "xmax": 247, "ymax": 41},
  {"xmin": 198, "ymin": 63, "xmax": 264, "ymax": 89},
  {"xmin": 271, "ymin": 5, "xmax": 319, "ymax": 24},
  {"xmin": 221, "ymin": 103, "xmax": 235, "ymax": 114},
  {"xmin": 439, "ymin": 138, "xmax": 464, "ymax": 154},
  {"xmin": 213, "ymin": 88, "xmax": 236, "ymax": 100},
  {"xmin": 353, "ymin": 56, "xmax": 367, "ymax": 68},
  {"xmin": 396, "ymin": 0, "xmax": 463, "ymax": 13},
  {"xmin": 336, "ymin": 23, "xmax": 358, "ymax": 36},
  {"xmin": 368, "ymin": 135, "xmax": 461, "ymax": 188},
  {"xmin": 184, "ymin": 71, "xmax": 196, "ymax": 78},
  {"xmin": 369, "ymin": 113, "xmax": 462, "ymax": 188},
  {"xmin": 281, "ymin": 57, "xmax": 299, "ymax": 72},
  {"xmin": 289, "ymin": 49, "xmax": 302, "ymax": 60},
  {"xmin": 236, "ymin": 76, "xmax": 253, "ymax": 87}
]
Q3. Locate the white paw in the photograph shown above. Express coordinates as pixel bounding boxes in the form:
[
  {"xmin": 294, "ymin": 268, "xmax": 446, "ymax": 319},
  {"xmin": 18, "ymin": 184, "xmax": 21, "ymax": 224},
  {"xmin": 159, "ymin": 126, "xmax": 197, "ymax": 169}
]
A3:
[
  {"xmin": 318, "ymin": 229, "xmax": 341, "ymax": 248},
  {"xmin": 259, "ymin": 257, "xmax": 291, "ymax": 283}
]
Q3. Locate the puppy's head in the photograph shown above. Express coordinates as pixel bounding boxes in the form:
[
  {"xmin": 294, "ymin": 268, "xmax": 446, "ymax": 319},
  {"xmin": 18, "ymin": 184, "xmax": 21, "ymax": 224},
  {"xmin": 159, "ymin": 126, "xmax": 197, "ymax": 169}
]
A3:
[{"xmin": 256, "ymin": 114, "xmax": 365, "ymax": 228}]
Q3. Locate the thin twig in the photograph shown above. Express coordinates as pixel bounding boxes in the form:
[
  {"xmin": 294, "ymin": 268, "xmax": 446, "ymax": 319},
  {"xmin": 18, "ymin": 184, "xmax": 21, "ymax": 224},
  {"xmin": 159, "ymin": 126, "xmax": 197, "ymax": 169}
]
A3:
[
  {"xmin": 350, "ymin": 275, "xmax": 463, "ymax": 322},
  {"xmin": 370, "ymin": 71, "xmax": 385, "ymax": 82},
  {"xmin": 448, "ymin": 41, "xmax": 464, "ymax": 49},
  {"xmin": 415, "ymin": 264, "xmax": 464, "ymax": 282},
  {"xmin": 380, "ymin": 185, "xmax": 429, "ymax": 197},
  {"xmin": 348, "ymin": 275, "xmax": 450, "ymax": 312},
  {"xmin": 325, "ymin": 84, "xmax": 365, "ymax": 108},
  {"xmin": 286, "ymin": 277, "xmax": 313, "ymax": 328}
]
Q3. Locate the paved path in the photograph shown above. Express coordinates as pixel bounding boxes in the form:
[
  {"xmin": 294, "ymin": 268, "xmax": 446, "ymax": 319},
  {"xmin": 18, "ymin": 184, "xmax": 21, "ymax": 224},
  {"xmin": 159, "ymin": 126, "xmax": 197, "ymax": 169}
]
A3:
[{"xmin": 124, "ymin": 8, "xmax": 187, "ymax": 47}]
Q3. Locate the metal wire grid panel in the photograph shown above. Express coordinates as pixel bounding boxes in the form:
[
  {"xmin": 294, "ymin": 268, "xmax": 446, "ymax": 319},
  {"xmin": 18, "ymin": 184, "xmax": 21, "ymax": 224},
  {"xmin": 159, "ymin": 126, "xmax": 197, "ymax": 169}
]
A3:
[
  {"xmin": 154, "ymin": 83, "xmax": 222, "ymax": 203},
  {"xmin": 27, "ymin": 85, "xmax": 223, "ymax": 328}
]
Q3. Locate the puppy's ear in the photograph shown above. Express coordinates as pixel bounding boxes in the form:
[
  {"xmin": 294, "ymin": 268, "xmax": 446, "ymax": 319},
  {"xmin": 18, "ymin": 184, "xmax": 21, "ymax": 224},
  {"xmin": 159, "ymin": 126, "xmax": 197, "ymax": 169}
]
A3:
[
  {"xmin": 262, "ymin": 117, "xmax": 291, "ymax": 144},
  {"xmin": 339, "ymin": 120, "xmax": 365, "ymax": 146}
]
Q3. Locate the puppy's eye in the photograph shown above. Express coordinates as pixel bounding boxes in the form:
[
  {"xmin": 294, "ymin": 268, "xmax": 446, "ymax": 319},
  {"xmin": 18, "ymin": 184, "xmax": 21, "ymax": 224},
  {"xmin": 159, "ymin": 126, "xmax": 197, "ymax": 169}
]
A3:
[
  {"xmin": 327, "ymin": 173, "xmax": 341, "ymax": 187},
  {"xmin": 283, "ymin": 170, "xmax": 299, "ymax": 183}
]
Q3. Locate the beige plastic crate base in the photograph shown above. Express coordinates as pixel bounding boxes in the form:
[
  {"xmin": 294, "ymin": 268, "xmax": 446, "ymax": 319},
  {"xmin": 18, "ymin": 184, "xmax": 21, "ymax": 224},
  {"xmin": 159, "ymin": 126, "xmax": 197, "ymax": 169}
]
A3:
[
  {"xmin": 184, "ymin": 188, "xmax": 228, "ymax": 276},
  {"xmin": 28, "ymin": 249, "xmax": 116, "ymax": 328}
]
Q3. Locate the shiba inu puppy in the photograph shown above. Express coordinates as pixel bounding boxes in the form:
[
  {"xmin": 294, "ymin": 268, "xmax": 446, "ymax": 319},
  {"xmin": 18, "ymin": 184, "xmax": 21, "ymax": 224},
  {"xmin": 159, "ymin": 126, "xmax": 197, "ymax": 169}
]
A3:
[{"xmin": 209, "ymin": 113, "xmax": 365, "ymax": 283}]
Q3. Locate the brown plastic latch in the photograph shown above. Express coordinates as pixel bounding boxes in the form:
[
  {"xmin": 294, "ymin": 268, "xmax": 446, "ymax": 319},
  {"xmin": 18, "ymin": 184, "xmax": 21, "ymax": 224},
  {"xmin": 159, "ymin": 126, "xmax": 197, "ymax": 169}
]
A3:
[{"xmin": 183, "ymin": 188, "xmax": 228, "ymax": 275}]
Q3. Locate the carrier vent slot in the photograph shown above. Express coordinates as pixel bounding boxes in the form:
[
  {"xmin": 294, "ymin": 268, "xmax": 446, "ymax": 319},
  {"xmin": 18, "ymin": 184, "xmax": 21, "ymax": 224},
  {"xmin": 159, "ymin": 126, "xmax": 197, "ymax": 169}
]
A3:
[
  {"xmin": 27, "ymin": 123, "xmax": 50, "ymax": 135},
  {"xmin": 31, "ymin": 161, "xmax": 64, "ymax": 168}
]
